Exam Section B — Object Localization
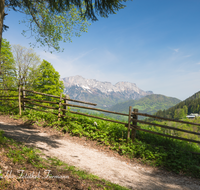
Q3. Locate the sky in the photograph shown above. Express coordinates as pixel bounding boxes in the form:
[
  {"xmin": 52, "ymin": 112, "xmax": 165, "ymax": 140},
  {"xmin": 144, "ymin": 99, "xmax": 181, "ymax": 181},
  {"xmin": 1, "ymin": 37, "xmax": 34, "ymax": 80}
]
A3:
[{"xmin": 3, "ymin": 0, "xmax": 200, "ymax": 101}]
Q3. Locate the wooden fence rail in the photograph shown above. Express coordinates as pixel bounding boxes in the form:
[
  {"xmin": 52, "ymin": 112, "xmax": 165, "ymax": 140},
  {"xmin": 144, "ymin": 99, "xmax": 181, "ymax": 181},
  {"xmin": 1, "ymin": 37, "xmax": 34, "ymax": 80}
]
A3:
[
  {"xmin": 1, "ymin": 87, "xmax": 200, "ymax": 146},
  {"xmin": 23, "ymin": 89, "xmax": 97, "ymax": 106},
  {"xmin": 61, "ymin": 102, "xmax": 129, "ymax": 116},
  {"xmin": 24, "ymin": 106, "xmax": 58, "ymax": 115},
  {"xmin": 22, "ymin": 97, "xmax": 129, "ymax": 116},
  {"xmin": 22, "ymin": 98, "xmax": 59, "ymax": 104},
  {"xmin": 131, "ymin": 125, "xmax": 200, "ymax": 144},
  {"xmin": 0, "ymin": 95, "xmax": 19, "ymax": 97},
  {"xmin": 24, "ymin": 100, "xmax": 128, "ymax": 125},
  {"xmin": 0, "ymin": 88, "xmax": 18, "ymax": 91},
  {"xmin": 0, "ymin": 99, "xmax": 18, "ymax": 100},
  {"xmin": 133, "ymin": 112, "xmax": 200, "ymax": 126},
  {"xmin": 132, "ymin": 119, "xmax": 200, "ymax": 135}
]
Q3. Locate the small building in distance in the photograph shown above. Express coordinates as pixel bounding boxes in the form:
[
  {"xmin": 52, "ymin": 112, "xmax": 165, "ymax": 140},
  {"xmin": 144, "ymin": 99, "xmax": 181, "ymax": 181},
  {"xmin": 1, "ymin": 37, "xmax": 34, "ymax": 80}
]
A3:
[{"xmin": 186, "ymin": 113, "xmax": 200, "ymax": 119}]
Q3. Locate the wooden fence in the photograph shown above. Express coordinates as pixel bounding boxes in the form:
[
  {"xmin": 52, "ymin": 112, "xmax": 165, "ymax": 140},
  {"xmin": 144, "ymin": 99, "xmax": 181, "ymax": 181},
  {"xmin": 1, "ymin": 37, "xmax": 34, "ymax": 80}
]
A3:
[{"xmin": 1, "ymin": 88, "xmax": 200, "ymax": 145}]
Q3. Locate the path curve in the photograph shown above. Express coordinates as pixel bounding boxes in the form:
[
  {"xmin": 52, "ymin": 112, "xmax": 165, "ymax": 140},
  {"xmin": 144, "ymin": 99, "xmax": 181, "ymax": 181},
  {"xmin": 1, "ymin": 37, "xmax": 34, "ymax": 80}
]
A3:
[{"xmin": 0, "ymin": 121, "xmax": 200, "ymax": 190}]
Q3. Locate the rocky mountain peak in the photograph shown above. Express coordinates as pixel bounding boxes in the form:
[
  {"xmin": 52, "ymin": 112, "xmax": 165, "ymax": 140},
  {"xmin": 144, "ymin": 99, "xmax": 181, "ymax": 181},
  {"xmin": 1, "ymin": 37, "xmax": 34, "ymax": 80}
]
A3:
[
  {"xmin": 61, "ymin": 75, "xmax": 153, "ymax": 108},
  {"xmin": 62, "ymin": 75, "xmax": 152, "ymax": 94}
]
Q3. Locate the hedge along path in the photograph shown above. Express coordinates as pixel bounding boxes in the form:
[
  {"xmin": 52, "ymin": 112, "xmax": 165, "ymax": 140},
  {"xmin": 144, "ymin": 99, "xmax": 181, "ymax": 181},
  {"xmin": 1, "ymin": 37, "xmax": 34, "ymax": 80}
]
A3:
[{"xmin": 0, "ymin": 119, "xmax": 199, "ymax": 190}]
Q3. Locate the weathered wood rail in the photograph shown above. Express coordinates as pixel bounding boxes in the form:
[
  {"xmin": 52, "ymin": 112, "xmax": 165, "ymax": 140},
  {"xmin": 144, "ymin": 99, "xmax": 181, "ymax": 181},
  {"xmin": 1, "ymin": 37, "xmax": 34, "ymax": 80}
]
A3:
[{"xmin": 1, "ymin": 88, "xmax": 200, "ymax": 146}]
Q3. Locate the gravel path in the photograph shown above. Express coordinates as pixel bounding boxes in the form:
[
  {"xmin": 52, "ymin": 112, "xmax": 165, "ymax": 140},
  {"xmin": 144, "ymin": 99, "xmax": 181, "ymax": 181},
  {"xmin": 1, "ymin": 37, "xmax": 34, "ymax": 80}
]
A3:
[{"xmin": 0, "ymin": 120, "xmax": 200, "ymax": 190}]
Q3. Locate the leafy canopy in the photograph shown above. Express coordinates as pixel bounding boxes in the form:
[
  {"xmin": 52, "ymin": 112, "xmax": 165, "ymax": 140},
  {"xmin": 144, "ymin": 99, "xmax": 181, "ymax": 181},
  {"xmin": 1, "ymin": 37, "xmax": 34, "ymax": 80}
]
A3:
[
  {"xmin": 5, "ymin": 0, "xmax": 127, "ymax": 21},
  {"xmin": 33, "ymin": 59, "xmax": 64, "ymax": 97},
  {"xmin": 12, "ymin": 44, "xmax": 41, "ymax": 88},
  {"xmin": 3, "ymin": 0, "xmax": 127, "ymax": 52},
  {"xmin": 0, "ymin": 38, "xmax": 16, "ymax": 89},
  {"xmin": 0, "ymin": 39, "xmax": 18, "ymax": 109},
  {"xmin": 19, "ymin": 1, "xmax": 91, "ymax": 52}
]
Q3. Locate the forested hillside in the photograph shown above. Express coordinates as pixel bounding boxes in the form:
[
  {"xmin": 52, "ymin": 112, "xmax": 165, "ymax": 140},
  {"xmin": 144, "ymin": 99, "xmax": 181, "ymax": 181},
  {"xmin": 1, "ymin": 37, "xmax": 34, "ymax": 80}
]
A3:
[
  {"xmin": 108, "ymin": 94, "xmax": 181, "ymax": 115},
  {"xmin": 154, "ymin": 91, "xmax": 200, "ymax": 119}
]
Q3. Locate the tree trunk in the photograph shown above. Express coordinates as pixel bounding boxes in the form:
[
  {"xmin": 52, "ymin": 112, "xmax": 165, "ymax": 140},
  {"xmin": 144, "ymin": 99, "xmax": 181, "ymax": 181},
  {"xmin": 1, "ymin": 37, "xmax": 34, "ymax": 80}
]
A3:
[{"xmin": 0, "ymin": 0, "xmax": 5, "ymax": 75}]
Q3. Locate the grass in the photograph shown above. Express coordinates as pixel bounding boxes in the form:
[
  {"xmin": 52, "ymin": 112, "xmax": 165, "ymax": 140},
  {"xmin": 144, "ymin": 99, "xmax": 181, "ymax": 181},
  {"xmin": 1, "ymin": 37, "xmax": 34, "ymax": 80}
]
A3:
[{"xmin": 12, "ymin": 107, "xmax": 200, "ymax": 179}]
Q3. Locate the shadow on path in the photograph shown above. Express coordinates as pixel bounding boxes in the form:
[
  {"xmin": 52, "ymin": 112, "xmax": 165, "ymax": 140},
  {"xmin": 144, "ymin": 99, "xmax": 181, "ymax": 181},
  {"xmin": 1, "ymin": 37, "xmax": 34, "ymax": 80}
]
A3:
[
  {"xmin": 0, "ymin": 121, "xmax": 62, "ymax": 149},
  {"xmin": 0, "ymin": 121, "xmax": 200, "ymax": 190}
]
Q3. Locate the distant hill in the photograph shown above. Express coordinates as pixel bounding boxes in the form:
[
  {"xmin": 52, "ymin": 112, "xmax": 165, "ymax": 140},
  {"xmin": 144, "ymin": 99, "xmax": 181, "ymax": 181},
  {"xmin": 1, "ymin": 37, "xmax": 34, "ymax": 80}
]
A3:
[
  {"xmin": 108, "ymin": 94, "xmax": 181, "ymax": 115},
  {"xmin": 154, "ymin": 91, "xmax": 200, "ymax": 119}
]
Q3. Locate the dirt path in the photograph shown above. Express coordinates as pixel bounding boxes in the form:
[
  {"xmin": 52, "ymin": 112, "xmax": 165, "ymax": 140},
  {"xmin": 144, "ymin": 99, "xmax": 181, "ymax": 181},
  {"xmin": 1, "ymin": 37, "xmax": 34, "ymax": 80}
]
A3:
[{"xmin": 0, "ymin": 118, "xmax": 200, "ymax": 190}]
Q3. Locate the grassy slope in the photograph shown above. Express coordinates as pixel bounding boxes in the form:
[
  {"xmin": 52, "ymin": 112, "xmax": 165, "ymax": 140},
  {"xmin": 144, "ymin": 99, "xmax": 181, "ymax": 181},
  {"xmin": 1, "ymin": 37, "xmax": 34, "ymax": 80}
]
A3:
[{"xmin": 108, "ymin": 94, "xmax": 181, "ymax": 115}]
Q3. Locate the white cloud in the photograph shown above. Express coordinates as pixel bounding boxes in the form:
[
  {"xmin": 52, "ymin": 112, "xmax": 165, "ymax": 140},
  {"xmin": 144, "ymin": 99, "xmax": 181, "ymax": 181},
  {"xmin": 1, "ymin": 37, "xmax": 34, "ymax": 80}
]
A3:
[
  {"xmin": 183, "ymin": 54, "xmax": 192, "ymax": 58},
  {"xmin": 173, "ymin": 48, "xmax": 179, "ymax": 52}
]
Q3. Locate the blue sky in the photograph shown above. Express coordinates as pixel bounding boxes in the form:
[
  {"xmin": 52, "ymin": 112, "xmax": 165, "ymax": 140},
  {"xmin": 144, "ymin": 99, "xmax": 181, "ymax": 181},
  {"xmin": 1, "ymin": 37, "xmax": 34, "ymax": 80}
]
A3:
[{"xmin": 3, "ymin": 0, "xmax": 200, "ymax": 101}]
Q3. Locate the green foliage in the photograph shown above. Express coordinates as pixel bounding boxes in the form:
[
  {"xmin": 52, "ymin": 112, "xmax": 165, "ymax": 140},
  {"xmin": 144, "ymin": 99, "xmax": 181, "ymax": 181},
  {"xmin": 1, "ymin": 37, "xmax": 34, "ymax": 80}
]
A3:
[
  {"xmin": 33, "ymin": 60, "xmax": 64, "ymax": 95},
  {"xmin": 155, "ymin": 91, "xmax": 200, "ymax": 119},
  {"xmin": 0, "ymin": 39, "xmax": 18, "ymax": 112},
  {"xmin": 0, "ymin": 38, "xmax": 16, "ymax": 89},
  {"xmin": 0, "ymin": 130, "xmax": 43, "ymax": 168},
  {"xmin": 174, "ymin": 108, "xmax": 186, "ymax": 119},
  {"xmin": 5, "ymin": 0, "xmax": 127, "ymax": 23},
  {"xmin": 20, "ymin": 2, "xmax": 91, "ymax": 52},
  {"xmin": 109, "ymin": 94, "xmax": 181, "ymax": 116},
  {"xmin": 136, "ymin": 121, "xmax": 200, "ymax": 176},
  {"xmin": 183, "ymin": 105, "xmax": 188, "ymax": 115},
  {"xmin": 12, "ymin": 44, "xmax": 41, "ymax": 89}
]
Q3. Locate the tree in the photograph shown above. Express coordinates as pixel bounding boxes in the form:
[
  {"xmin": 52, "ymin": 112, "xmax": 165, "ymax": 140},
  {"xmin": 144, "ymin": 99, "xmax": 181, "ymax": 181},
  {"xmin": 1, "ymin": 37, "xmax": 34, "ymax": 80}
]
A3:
[
  {"xmin": 0, "ymin": 38, "xmax": 17, "ymax": 110},
  {"xmin": 12, "ymin": 44, "xmax": 41, "ymax": 89},
  {"xmin": 1, "ymin": 0, "xmax": 127, "ymax": 53},
  {"xmin": 0, "ymin": 38, "xmax": 16, "ymax": 89},
  {"xmin": 19, "ymin": 2, "xmax": 91, "ymax": 53},
  {"xmin": 183, "ymin": 105, "xmax": 188, "ymax": 115},
  {"xmin": 174, "ymin": 108, "xmax": 185, "ymax": 119},
  {"xmin": 32, "ymin": 59, "xmax": 64, "ymax": 97}
]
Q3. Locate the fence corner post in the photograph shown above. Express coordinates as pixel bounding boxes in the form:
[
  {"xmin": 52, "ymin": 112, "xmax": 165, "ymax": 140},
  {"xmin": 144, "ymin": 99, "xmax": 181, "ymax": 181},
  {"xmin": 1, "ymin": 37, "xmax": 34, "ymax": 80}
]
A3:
[
  {"xmin": 63, "ymin": 95, "xmax": 69, "ymax": 116},
  {"xmin": 18, "ymin": 86, "xmax": 21, "ymax": 116},
  {"xmin": 131, "ymin": 108, "xmax": 138, "ymax": 142},
  {"xmin": 22, "ymin": 87, "xmax": 25, "ymax": 111},
  {"xmin": 127, "ymin": 106, "xmax": 132, "ymax": 143},
  {"xmin": 58, "ymin": 93, "xmax": 62, "ymax": 121}
]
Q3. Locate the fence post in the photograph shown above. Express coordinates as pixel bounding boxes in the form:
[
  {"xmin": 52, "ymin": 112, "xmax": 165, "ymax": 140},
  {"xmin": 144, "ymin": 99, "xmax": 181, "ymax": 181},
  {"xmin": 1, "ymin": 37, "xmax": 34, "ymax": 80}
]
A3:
[
  {"xmin": 127, "ymin": 106, "xmax": 132, "ymax": 142},
  {"xmin": 18, "ymin": 86, "xmax": 21, "ymax": 115},
  {"xmin": 22, "ymin": 87, "xmax": 25, "ymax": 111},
  {"xmin": 63, "ymin": 95, "xmax": 69, "ymax": 116},
  {"xmin": 58, "ymin": 93, "xmax": 62, "ymax": 121},
  {"xmin": 131, "ymin": 108, "xmax": 138, "ymax": 141}
]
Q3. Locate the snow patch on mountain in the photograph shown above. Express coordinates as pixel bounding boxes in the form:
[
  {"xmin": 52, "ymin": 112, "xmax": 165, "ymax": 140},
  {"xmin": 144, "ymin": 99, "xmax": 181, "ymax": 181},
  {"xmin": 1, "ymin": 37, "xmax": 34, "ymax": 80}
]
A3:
[
  {"xmin": 61, "ymin": 75, "xmax": 153, "ymax": 108},
  {"xmin": 62, "ymin": 75, "xmax": 152, "ymax": 95}
]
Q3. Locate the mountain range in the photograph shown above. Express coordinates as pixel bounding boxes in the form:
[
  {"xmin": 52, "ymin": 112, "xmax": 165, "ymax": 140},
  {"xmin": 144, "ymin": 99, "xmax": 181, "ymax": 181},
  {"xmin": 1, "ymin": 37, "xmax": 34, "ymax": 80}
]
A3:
[{"xmin": 61, "ymin": 75, "xmax": 153, "ymax": 108}]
